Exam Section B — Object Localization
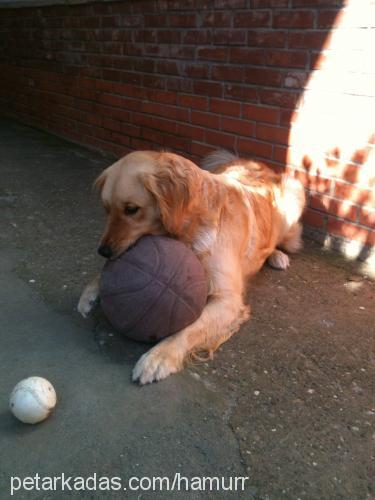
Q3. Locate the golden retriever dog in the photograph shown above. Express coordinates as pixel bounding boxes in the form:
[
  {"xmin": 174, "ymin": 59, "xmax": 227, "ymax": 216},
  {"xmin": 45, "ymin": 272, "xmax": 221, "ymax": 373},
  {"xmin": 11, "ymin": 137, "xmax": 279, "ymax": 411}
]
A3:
[{"xmin": 78, "ymin": 150, "xmax": 305, "ymax": 385}]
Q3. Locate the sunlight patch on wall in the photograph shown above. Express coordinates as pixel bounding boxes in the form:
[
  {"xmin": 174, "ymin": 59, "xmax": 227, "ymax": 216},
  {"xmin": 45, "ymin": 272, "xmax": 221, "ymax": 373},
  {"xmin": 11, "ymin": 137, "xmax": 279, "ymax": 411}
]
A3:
[{"xmin": 289, "ymin": 0, "xmax": 374, "ymax": 185}]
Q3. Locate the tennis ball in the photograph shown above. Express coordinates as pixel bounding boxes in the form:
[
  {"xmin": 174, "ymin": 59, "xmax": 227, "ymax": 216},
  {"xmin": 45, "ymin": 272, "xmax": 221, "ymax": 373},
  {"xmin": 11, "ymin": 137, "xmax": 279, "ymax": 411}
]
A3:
[{"xmin": 9, "ymin": 376, "xmax": 57, "ymax": 424}]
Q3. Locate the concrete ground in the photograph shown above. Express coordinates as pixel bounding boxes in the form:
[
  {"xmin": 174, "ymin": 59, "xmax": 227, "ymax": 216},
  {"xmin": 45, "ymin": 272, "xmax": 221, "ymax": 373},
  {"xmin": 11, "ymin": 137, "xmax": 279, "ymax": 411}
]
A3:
[{"xmin": 0, "ymin": 117, "xmax": 374, "ymax": 500}]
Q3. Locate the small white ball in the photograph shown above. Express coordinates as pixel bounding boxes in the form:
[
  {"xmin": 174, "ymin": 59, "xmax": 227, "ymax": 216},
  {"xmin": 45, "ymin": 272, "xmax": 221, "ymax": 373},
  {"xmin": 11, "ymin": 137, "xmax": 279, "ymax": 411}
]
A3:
[{"xmin": 10, "ymin": 376, "xmax": 57, "ymax": 424}]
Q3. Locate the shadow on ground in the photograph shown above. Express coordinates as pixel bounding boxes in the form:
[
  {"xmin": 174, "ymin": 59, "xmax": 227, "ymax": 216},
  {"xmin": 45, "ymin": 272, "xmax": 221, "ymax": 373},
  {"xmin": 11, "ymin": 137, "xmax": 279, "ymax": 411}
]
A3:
[{"xmin": 0, "ymin": 118, "xmax": 374, "ymax": 499}]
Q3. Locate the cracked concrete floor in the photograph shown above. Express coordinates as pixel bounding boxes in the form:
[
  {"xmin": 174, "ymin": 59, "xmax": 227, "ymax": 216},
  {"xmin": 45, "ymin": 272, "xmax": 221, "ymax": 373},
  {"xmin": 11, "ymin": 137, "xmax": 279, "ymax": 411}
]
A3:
[{"xmin": 0, "ymin": 118, "xmax": 374, "ymax": 499}]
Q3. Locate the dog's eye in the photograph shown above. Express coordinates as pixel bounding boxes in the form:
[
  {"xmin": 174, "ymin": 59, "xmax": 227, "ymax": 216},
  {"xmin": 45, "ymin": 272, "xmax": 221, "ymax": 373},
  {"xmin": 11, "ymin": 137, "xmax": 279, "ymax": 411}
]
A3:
[{"xmin": 124, "ymin": 204, "xmax": 139, "ymax": 216}]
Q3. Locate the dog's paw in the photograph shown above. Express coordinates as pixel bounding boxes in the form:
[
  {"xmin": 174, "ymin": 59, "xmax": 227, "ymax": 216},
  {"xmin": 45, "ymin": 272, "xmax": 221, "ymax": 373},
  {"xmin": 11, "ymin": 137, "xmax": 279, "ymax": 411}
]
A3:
[
  {"xmin": 77, "ymin": 290, "xmax": 100, "ymax": 317},
  {"xmin": 132, "ymin": 344, "xmax": 183, "ymax": 385},
  {"xmin": 268, "ymin": 250, "xmax": 290, "ymax": 270}
]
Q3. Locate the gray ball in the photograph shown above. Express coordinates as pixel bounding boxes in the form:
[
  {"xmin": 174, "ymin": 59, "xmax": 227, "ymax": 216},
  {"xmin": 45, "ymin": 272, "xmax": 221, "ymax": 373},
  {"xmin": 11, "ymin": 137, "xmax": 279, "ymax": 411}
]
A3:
[{"xmin": 99, "ymin": 235, "xmax": 208, "ymax": 343}]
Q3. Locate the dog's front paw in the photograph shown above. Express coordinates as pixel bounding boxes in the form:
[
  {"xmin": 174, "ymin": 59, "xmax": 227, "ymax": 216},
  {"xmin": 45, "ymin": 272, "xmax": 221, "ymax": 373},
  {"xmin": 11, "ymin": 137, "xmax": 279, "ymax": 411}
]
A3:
[
  {"xmin": 77, "ymin": 289, "xmax": 100, "ymax": 317},
  {"xmin": 268, "ymin": 249, "xmax": 290, "ymax": 270},
  {"xmin": 132, "ymin": 343, "xmax": 183, "ymax": 385}
]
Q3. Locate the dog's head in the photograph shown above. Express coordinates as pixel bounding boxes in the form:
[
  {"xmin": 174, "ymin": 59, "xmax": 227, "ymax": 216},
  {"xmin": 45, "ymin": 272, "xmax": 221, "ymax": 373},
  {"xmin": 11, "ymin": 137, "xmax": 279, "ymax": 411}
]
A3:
[{"xmin": 94, "ymin": 151, "xmax": 202, "ymax": 258}]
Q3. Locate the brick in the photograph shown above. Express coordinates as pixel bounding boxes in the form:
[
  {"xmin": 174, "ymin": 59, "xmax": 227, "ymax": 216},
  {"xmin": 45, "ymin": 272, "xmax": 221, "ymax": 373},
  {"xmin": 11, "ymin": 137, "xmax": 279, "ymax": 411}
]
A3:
[
  {"xmin": 248, "ymin": 30, "xmax": 287, "ymax": 48},
  {"xmin": 169, "ymin": 46, "xmax": 195, "ymax": 59},
  {"xmin": 133, "ymin": 29, "xmax": 157, "ymax": 44},
  {"xmin": 210, "ymin": 98, "xmax": 241, "ymax": 117},
  {"xmin": 102, "ymin": 17, "xmax": 119, "ymax": 29},
  {"xmin": 137, "ymin": 58, "xmax": 159, "ymax": 73},
  {"xmin": 288, "ymin": 31, "xmax": 330, "ymax": 50},
  {"xmin": 166, "ymin": 76, "xmax": 193, "ymax": 93},
  {"xmin": 233, "ymin": 11, "xmax": 271, "ymax": 28},
  {"xmin": 142, "ymin": 102, "xmax": 189, "ymax": 122},
  {"xmin": 327, "ymin": 218, "xmax": 374, "ymax": 244},
  {"xmin": 182, "ymin": 30, "xmax": 212, "ymax": 45},
  {"xmin": 259, "ymin": 89, "xmax": 299, "ymax": 109},
  {"xmin": 157, "ymin": 30, "xmax": 181, "ymax": 44},
  {"xmin": 334, "ymin": 183, "xmax": 375, "ymax": 208},
  {"xmin": 119, "ymin": 15, "xmax": 146, "ymax": 28},
  {"xmin": 102, "ymin": 69, "xmax": 123, "ymax": 82},
  {"xmin": 330, "ymin": 200, "xmax": 358, "ymax": 222},
  {"xmin": 169, "ymin": 14, "xmax": 196, "ymax": 28},
  {"xmin": 221, "ymin": 117, "xmax": 254, "ymax": 136},
  {"xmin": 141, "ymin": 74, "xmax": 165, "ymax": 89},
  {"xmin": 280, "ymin": 110, "xmax": 297, "ymax": 127},
  {"xmin": 265, "ymin": 49, "xmax": 307, "ymax": 69},
  {"xmin": 141, "ymin": 127, "xmax": 165, "ymax": 145},
  {"xmin": 245, "ymin": 67, "xmax": 284, "ymax": 87},
  {"xmin": 184, "ymin": 62, "xmax": 209, "ymax": 79},
  {"xmin": 144, "ymin": 15, "xmax": 165, "ymax": 27},
  {"xmin": 351, "ymin": 148, "xmax": 372, "ymax": 166},
  {"xmin": 294, "ymin": 170, "xmax": 332, "ymax": 194},
  {"xmin": 132, "ymin": 113, "xmax": 175, "ymax": 135},
  {"xmin": 212, "ymin": 65, "xmax": 244, "ymax": 82},
  {"xmin": 111, "ymin": 131, "xmax": 133, "ymax": 147},
  {"xmin": 253, "ymin": 0, "xmax": 288, "ymax": 5},
  {"xmin": 359, "ymin": 208, "xmax": 375, "ymax": 228},
  {"xmin": 224, "ymin": 84, "xmax": 258, "ymax": 102},
  {"xmin": 144, "ymin": 89, "xmax": 177, "ymax": 105},
  {"xmin": 98, "ymin": 93, "xmax": 123, "ymax": 108},
  {"xmin": 193, "ymin": 80, "xmax": 223, "ymax": 98},
  {"xmin": 163, "ymin": 134, "xmax": 191, "ymax": 154},
  {"xmin": 273, "ymin": 145, "xmax": 288, "ymax": 164},
  {"xmin": 273, "ymin": 10, "xmax": 315, "ymax": 29},
  {"xmin": 284, "ymin": 71, "xmax": 308, "ymax": 89},
  {"xmin": 206, "ymin": 130, "xmax": 236, "ymax": 149},
  {"xmin": 202, "ymin": 12, "xmax": 232, "ymax": 27},
  {"xmin": 102, "ymin": 117, "xmax": 122, "ymax": 132},
  {"xmin": 237, "ymin": 138, "xmax": 273, "ymax": 159},
  {"xmin": 179, "ymin": 94, "xmax": 208, "ymax": 111},
  {"xmin": 78, "ymin": 77, "xmax": 96, "ymax": 89},
  {"xmin": 303, "ymin": 208, "xmax": 327, "ymax": 229},
  {"xmin": 213, "ymin": 30, "xmax": 247, "ymax": 45},
  {"xmin": 256, "ymin": 124, "xmax": 289, "ymax": 145},
  {"xmin": 191, "ymin": 111, "xmax": 220, "ymax": 129},
  {"xmin": 210, "ymin": 0, "xmax": 246, "ymax": 7},
  {"xmin": 317, "ymin": 9, "xmax": 342, "ymax": 29},
  {"xmin": 198, "ymin": 47, "xmax": 228, "ymax": 62},
  {"xmin": 309, "ymin": 51, "xmax": 324, "ymax": 70},
  {"xmin": 326, "ymin": 163, "xmax": 361, "ymax": 184},
  {"xmin": 191, "ymin": 142, "xmax": 213, "ymax": 158},
  {"xmin": 310, "ymin": 195, "xmax": 358, "ymax": 222},
  {"xmin": 131, "ymin": 1, "xmax": 156, "ymax": 13},
  {"xmin": 292, "ymin": 0, "xmax": 342, "ymax": 6},
  {"xmin": 156, "ymin": 60, "xmax": 179, "ymax": 75},
  {"xmin": 243, "ymin": 104, "xmax": 279, "ymax": 124},
  {"xmin": 229, "ymin": 47, "xmax": 264, "ymax": 65},
  {"xmin": 131, "ymin": 138, "xmax": 156, "ymax": 150},
  {"xmin": 176, "ymin": 123, "xmax": 205, "ymax": 142}
]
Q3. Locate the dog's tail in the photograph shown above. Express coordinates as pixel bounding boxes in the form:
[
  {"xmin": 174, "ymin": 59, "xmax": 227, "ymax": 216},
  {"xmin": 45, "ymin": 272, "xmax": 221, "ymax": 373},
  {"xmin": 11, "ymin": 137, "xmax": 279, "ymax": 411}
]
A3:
[{"xmin": 200, "ymin": 149, "xmax": 239, "ymax": 172}]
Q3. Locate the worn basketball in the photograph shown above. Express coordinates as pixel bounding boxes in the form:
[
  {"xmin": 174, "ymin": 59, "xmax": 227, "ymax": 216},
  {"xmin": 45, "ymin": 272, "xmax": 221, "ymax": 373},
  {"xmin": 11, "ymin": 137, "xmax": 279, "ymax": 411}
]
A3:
[{"xmin": 99, "ymin": 235, "xmax": 208, "ymax": 342}]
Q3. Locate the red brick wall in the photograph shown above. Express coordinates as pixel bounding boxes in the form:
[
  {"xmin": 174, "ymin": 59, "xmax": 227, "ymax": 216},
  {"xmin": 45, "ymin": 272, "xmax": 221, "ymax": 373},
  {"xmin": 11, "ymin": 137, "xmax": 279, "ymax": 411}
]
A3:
[{"xmin": 0, "ymin": 0, "xmax": 374, "ymax": 255}]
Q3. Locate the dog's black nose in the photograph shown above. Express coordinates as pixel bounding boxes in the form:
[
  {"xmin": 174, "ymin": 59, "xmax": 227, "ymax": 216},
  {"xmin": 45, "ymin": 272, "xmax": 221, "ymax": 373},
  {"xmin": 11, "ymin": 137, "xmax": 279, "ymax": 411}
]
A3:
[{"xmin": 98, "ymin": 244, "xmax": 113, "ymax": 259}]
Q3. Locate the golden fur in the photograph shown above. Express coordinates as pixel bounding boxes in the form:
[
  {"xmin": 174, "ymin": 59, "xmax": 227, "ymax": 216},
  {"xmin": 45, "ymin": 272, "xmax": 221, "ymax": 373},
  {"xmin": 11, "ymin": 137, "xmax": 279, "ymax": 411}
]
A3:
[{"xmin": 78, "ymin": 150, "xmax": 305, "ymax": 384}]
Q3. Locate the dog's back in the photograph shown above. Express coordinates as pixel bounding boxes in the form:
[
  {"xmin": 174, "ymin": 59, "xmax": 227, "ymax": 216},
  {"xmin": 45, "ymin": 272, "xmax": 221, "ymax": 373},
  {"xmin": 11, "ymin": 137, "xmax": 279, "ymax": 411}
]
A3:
[{"xmin": 201, "ymin": 150, "xmax": 306, "ymax": 274}]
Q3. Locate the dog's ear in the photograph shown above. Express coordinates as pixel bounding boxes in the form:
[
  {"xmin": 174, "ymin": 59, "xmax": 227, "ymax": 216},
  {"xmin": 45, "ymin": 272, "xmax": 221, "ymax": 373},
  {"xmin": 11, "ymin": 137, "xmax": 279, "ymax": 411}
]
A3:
[
  {"xmin": 93, "ymin": 170, "xmax": 107, "ymax": 192},
  {"xmin": 143, "ymin": 154, "xmax": 201, "ymax": 236}
]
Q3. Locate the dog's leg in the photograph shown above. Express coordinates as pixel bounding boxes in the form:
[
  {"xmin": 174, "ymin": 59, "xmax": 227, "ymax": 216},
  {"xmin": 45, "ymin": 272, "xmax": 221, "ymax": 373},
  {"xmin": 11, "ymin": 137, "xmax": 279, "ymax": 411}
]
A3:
[
  {"xmin": 267, "ymin": 249, "xmax": 290, "ymax": 270},
  {"xmin": 77, "ymin": 274, "xmax": 100, "ymax": 317},
  {"xmin": 280, "ymin": 222, "xmax": 303, "ymax": 253},
  {"xmin": 132, "ymin": 293, "xmax": 250, "ymax": 385}
]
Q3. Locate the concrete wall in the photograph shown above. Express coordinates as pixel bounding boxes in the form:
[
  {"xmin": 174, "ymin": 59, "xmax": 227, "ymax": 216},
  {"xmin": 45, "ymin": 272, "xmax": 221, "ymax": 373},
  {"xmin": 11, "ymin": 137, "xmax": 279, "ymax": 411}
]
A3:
[{"xmin": 0, "ymin": 0, "xmax": 374, "ymax": 267}]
